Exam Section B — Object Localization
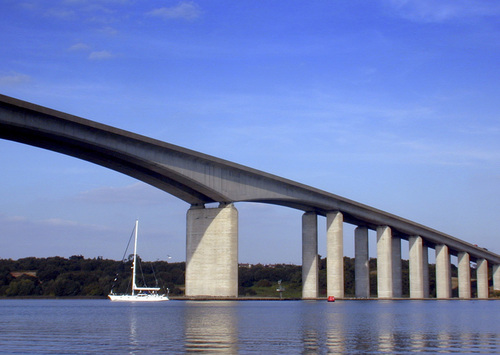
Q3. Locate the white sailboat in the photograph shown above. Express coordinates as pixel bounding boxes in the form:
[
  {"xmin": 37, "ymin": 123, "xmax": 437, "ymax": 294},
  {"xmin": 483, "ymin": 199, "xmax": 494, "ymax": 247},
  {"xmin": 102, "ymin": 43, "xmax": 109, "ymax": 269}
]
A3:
[{"xmin": 108, "ymin": 220, "xmax": 169, "ymax": 302}]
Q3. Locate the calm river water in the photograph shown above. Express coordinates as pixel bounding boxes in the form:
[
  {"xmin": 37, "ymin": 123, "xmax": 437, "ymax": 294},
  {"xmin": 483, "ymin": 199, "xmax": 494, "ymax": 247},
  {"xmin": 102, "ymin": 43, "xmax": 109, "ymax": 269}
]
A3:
[{"xmin": 0, "ymin": 299, "xmax": 498, "ymax": 354}]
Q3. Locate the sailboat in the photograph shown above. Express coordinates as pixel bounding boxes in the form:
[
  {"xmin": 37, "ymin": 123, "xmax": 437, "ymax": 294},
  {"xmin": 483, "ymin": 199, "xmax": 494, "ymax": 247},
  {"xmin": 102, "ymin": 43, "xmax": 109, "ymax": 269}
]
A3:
[{"xmin": 108, "ymin": 220, "xmax": 169, "ymax": 302}]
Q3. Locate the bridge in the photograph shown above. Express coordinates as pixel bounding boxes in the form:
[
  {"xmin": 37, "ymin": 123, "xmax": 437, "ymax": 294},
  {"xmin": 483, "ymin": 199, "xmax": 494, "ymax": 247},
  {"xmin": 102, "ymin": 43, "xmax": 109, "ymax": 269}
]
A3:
[{"xmin": 1, "ymin": 93, "xmax": 499, "ymax": 299}]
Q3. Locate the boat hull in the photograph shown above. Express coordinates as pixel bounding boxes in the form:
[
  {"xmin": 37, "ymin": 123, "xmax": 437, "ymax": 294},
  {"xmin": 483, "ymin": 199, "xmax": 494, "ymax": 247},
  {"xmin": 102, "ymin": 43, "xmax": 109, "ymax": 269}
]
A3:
[{"xmin": 108, "ymin": 294, "xmax": 169, "ymax": 302}]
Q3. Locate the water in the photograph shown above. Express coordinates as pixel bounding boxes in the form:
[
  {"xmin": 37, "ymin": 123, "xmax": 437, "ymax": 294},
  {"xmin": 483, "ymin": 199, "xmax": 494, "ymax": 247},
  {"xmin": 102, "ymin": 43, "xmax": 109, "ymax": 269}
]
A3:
[{"xmin": 0, "ymin": 299, "xmax": 498, "ymax": 354}]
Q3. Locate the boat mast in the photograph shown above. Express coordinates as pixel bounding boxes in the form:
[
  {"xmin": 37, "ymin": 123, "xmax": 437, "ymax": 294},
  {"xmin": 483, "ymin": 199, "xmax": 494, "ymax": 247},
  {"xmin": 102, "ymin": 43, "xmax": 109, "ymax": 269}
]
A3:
[{"xmin": 131, "ymin": 219, "xmax": 139, "ymax": 295}]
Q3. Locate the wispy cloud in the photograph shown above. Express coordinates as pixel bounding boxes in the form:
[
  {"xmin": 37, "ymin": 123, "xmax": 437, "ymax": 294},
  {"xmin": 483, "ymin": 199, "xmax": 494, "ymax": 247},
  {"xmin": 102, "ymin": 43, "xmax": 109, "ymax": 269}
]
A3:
[
  {"xmin": 68, "ymin": 42, "xmax": 91, "ymax": 51},
  {"xmin": 44, "ymin": 8, "xmax": 76, "ymax": 20},
  {"xmin": 23, "ymin": 1, "xmax": 127, "ymax": 26},
  {"xmin": 69, "ymin": 43, "xmax": 115, "ymax": 61},
  {"xmin": 41, "ymin": 218, "xmax": 80, "ymax": 227},
  {"xmin": 0, "ymin": 213, "xmax": 110, "ymax": 238},
  {"xmin": 89, "ymin": 50, "xmax": 114, "ymax": 60},
  {"xmin": 98, "ymin": 26, "xmax": 119, "ymax": 36},
  {"xmin": 75, "ymin": 183, "xmax": 170, "ymax": 205},
  {"xmin": 148, "ymin": 1, "xmax": 201, "ymax": 21},
  {"xmin": 0, "ymin": 72, "xmax": 31, "ymax": 85},
  {"xmin": 388, "ymin": 138, "xmax": 500, "ymax": 167},
  {"xmin": 0, "ymin": 213, "xmax": 115, "ymax": 259},
  {"xmin": 386, "ymin": 0, "xmax": 500, "ymax": 22}
]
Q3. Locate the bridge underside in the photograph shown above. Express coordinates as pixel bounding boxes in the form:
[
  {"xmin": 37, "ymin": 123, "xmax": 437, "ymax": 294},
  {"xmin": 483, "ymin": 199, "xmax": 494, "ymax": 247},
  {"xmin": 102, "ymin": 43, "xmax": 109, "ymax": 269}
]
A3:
[{"xmin": 0, "ymin": 122, "xmax": 220, "ymax": 205}]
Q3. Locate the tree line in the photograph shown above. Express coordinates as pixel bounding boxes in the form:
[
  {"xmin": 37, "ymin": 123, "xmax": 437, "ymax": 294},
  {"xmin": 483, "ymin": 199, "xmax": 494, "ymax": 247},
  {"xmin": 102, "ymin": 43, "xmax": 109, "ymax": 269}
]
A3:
[
  {"xmin": 1, "ymin": 255, "xmax": 487, "ymax": 298},
  {"xmin": 0, "ymin": 256, "xmax": 184, "ymax": 297}
]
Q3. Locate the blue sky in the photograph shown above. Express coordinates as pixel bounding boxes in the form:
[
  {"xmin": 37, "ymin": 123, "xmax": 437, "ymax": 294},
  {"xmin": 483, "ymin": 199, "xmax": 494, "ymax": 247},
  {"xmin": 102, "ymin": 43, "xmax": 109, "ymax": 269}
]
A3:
[{"xmin": 1, "ymin": 0, "xmax": 499, "ymax": 264}]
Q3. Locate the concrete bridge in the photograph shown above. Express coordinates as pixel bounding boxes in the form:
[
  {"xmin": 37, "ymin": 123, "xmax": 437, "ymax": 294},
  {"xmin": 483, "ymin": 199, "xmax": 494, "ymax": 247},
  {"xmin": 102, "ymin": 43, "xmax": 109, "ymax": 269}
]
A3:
[{"xmin": 1, "ymin": 93, "xmax": 499, "ymax": 299}]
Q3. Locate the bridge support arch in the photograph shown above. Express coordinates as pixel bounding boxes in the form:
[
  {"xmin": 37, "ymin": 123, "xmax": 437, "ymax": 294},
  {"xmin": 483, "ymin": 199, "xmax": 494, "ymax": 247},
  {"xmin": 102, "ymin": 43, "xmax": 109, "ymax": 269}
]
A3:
[{"xmin": 186, "ymin": 203, "xmax": 238, "ymax": 298}]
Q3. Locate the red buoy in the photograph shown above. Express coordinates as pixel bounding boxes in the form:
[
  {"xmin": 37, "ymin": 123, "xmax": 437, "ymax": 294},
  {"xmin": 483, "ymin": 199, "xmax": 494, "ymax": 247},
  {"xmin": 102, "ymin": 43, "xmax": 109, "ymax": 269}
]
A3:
[{"xmin": 327, "ymin": 296, "xmax": 335, "ymax": 302}]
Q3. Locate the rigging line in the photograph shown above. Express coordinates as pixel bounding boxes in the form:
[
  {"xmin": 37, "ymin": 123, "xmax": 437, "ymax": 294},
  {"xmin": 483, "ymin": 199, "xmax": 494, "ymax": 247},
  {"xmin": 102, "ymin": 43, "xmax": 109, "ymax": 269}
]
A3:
[
  {"xmin": 151, "ymin": 262, "xmax": 159, "ymax": 287},
  {"xmin": 121, "ymin": 223, "xmax": 136, "ymax": 262},
  {"xmin": 113, "ymin": 223, "xmax": 135, "ymax": 293},
  {"xmin": 138, "ymin": 257, "xmax": 146, "ymax": 287}
]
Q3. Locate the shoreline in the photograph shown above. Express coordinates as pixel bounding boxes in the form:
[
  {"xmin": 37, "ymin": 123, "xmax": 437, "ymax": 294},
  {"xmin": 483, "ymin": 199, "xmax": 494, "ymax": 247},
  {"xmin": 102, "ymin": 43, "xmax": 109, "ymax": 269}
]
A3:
[{"xmin": 1, "ymin": 296, "xmax": 498, "ymax": 301}]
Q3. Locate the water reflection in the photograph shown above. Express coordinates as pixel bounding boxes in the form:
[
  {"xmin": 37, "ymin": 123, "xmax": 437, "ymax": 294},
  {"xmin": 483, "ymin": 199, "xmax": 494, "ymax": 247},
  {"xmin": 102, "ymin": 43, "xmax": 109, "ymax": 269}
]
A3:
[
  {"xmin": 409, "ymin": 331, "xmax": 427, "ymax": 352},
  {"xmin": 0, "ymin": 300, "xmax": 498, "ymax": 353},
  {"xmin": 324, "ymin": 310, "xmax": 345, "ymax": 353},
  {"xmin": 375, "ymin": 303, "xmax": 396, "ymax": 353},
  {"xmin": 183, "ymin": 301, "xmax": 238, "ymax": 353},
  {"xmin": 301, "ymin": 303, "xmax": 323, "ymax": 353},
  {"xmin": 128, "ymin": 306, "xmax": 139, "ymax": 349},
  {"xmin": 307, "ymin": 300, "xmax": 498, "ymax": 354},
  {"xmin": 114, "ymin": 300, "xmax": 500, "ymax": 353}
]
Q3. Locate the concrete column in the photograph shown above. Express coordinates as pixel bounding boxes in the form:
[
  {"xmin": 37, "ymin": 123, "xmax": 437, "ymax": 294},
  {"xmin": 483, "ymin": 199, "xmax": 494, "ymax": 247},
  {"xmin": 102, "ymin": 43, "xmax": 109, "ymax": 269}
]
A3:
[
  {"xmin": 355, "ymin": 226, "xmax": 370, "ymax": 298},
  {"xmin": 422, "ymin": 245, "xmax": 429, "ymax": 298},
  {"xmin": 392, "ymin": 236, "xmax": 402, "ymax": 298},
  {"xmin": 409, "ymin": 236, "xmax": 424, "ymax": 298},
  {"xmin": 186, "ymin": 203, "xmax": 238, "ymax": 298},
  {"xmin": 326, "ymin": 211, "xmax": 343, "ymax": 298},
  {"xmin": 457, "ymin": 252, "xmax": 471, "ymax": 299},
  {"xmin": 302, "ymin": 212, "xmax": 318, "ymax": 299},
  {"xmin": 377, "ymin": 226, "xmax": 393, "ymax": 299},
  {"xmin": 494, "ymin": 265, "xmax": 500, "ymax": 292},
  {"xmin": 477, "ymin": 259, "xmax": 489, "ymax": 299},
  {"xmin": 435, "ymin": 244, "xmax": 451, "ymax": 299}
]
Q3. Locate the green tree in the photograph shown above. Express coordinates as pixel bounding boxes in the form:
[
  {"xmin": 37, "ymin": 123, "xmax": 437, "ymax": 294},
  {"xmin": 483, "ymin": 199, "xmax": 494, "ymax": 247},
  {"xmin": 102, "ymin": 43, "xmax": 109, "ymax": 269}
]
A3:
[
  {"xmin": 5, "ymin": 275, "xmax": 41, "ymax": 296},
  {"xmin": 53, "ymin": 274, "xmax": 82, "ymax": 296}
]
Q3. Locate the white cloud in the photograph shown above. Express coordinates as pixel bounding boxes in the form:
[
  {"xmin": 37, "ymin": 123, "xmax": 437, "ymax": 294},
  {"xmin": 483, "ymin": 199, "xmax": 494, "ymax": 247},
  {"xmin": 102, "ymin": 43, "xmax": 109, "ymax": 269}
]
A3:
[
  {"xmin": 0, "ymin": 72, "xmax": 31, "ymax": 85},
  {"xmin": 98, "ymin": 26, "xmax": 119, "ymax": 36},
  {"xmin": 41, "ymin": 218, "xmax": 80, "ymax": 227},
  {"xmin": 0, "ymin": 213, "xmax": 115, "ymax": 259},
  {"xmin": 148, "ymin": 1, "xmax": 201, "ymax": 21},
  {"xmin": 89, "ymin": 50, "xmax": 113, "ymax": 60},
  {"xmin": 45, "ymin": 8, "xmax": 76, "ymax": 20},
  {"xmin": 75, "ymin": 183, "xmax": 170, "ymax": 205},
  {"xmin": 68, "ymin": 42, "xmax": 91, "ymax": 51},
  {"xmin": 386, "ymin": 0, "xmax": 500, "ymax": 22},
  {"xmin": 4, "ymin": 215, "xmax": 28, "ymax": 223}
]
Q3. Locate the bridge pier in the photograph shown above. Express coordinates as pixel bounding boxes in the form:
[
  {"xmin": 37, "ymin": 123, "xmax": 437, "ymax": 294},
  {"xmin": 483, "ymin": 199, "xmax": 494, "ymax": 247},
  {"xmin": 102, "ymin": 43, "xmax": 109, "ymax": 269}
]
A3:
[
  {"xmin": 409, "ymin": 236, "xmax": 425, "ymax": 298},
  {"xmin": 458, "ymin": 252, "xmax": 471, "ymax": 299},
  {"xmin": 355, "ymin": 226, "xmax": 370, "ymax": 298},
  {"xmin": 436, "ymin": 244, "xmax": 451, "ymax": 298},
  {"xmin": 302, "ymin": 212, "xmax": 319, "ymax": 299},
  {"xmin": 477, "ymin": 259, "xmax": 489, "ymax": 298},
  {"xmin": 185, "ymin": 203, "xmax": 238, "ymax": 298},
  {"xmin": 494, "ymin": 265, "xmax": 500, "ymax": 292},
  {"xmin": 392, "ymin": 236, "xmax": 402, "ymax": 298},
  {"xmin": 422, "ymin": 245, "xmax": 430, "ymax": 298},
  {"xmin": 326, "ymin": 211, "xmax": 344, "ymax": 299},
  {"xmin": 377, "ymin": 226, "xmax": 393, "ymax": 299}
]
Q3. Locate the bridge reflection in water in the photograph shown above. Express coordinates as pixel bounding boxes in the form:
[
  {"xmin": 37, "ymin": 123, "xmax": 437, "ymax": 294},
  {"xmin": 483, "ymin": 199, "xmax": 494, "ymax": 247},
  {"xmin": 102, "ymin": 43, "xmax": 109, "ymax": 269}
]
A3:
[
  {"xmin": 0, "ymin": 299, "xmax": 498, "ymax": 353},
  {"xmin": 178, "ymin": 300, "xmax": 499, "ymax": 353},
  {"xmin": 183, "ymin": 301, "xmax": 238, "ymax": 353}
]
